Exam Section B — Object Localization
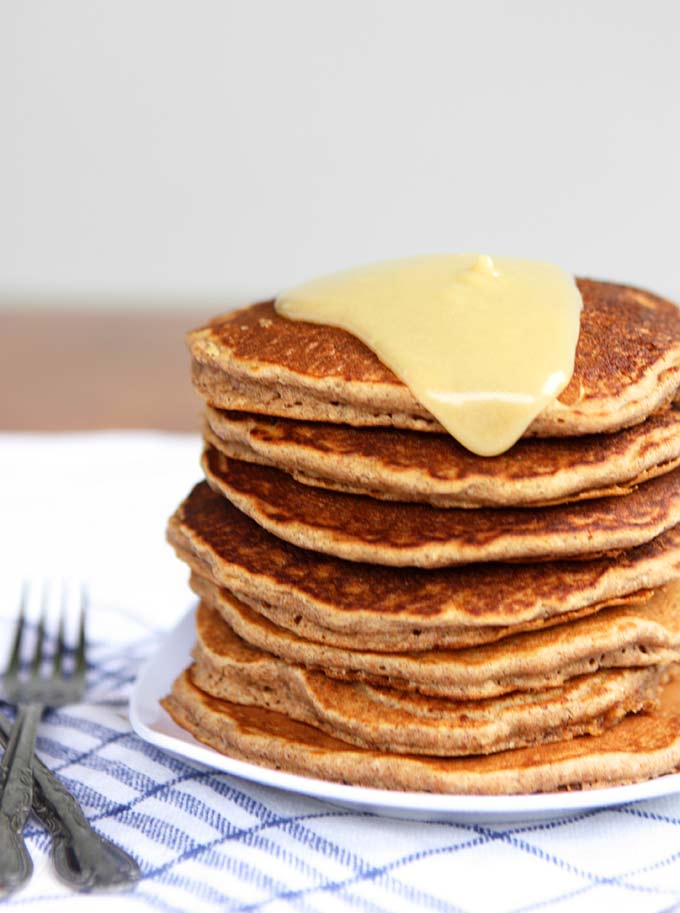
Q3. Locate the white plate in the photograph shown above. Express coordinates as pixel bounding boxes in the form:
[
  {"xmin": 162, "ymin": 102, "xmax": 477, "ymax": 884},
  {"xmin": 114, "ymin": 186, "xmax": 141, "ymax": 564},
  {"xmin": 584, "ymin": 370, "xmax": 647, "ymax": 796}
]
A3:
[{"xmin": 130, "ymin": 607, "xmax": 680, "ymax": 823}]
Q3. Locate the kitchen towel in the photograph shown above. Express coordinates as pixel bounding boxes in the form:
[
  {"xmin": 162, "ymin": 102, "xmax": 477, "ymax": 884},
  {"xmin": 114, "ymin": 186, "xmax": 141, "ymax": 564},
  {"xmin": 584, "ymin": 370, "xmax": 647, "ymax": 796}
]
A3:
[{"xmin": 1, "ymin": 432, "xmax": 679, "ymax": 913}]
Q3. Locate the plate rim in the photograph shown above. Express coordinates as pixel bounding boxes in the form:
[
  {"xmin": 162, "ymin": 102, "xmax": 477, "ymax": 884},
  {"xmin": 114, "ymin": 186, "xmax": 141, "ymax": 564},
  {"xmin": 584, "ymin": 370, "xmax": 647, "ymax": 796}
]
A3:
[{"xmin": 129, "ymin": 606, "xmax": 680, "ymax": 818}]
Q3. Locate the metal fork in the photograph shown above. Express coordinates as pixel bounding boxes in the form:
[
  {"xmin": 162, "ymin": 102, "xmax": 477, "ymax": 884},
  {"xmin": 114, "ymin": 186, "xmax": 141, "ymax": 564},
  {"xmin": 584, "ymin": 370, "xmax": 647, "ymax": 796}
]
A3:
[{"xmin": 0, "ymin": 586, "xmax": 140, "ymax": 894}]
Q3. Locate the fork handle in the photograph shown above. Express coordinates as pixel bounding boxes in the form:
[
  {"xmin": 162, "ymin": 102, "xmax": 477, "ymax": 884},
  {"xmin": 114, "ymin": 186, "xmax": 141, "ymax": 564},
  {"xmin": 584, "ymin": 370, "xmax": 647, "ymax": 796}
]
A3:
[
  {"xmin": 0, "ymin": 703, "xmax": 42, "ymax": 895},
  {"xmin": 40, "ymin": 776, "xmax": 141, "ymax": 890},
  {"xmin": 0, "ymin": 712, "xmax": 140, "ymax": 891}
]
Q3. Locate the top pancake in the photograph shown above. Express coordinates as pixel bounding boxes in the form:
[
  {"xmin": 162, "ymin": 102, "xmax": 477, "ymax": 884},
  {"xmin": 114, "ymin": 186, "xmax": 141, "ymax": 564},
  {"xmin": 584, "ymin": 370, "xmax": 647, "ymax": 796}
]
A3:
[{"xmin": 189, "ymin": 280, "xmax": 680, "ymax": 438}]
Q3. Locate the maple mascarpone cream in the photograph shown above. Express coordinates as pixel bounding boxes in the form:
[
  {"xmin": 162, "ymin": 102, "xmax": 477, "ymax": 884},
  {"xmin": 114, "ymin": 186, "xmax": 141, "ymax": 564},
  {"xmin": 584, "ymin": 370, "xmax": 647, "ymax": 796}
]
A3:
[{"xmin": 275, "ymin": 254, "xmax": 583, "ymax": 456}]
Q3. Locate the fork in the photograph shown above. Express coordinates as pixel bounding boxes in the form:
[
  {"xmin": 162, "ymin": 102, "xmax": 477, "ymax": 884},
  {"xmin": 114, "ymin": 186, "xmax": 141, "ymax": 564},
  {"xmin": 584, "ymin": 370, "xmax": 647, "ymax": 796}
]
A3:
[{"xmin": 0, "ymin": 586, "xmax": 140, "ymax": 894}]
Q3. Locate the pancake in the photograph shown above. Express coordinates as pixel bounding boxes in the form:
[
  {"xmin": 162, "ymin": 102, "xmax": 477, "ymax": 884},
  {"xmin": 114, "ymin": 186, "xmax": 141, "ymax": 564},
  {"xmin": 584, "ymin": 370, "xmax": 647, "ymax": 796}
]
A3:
[
  {"xmin": 180, "ymin": 545, "xmax": 650, "ymax": 650},
  {"xmin": 192, "ymin": 576, "xmax": 680, "ymax": 699},
  {"xmin": 188, "ymin": 604, "xmax": 663, "ymax": 756},
  {"xmin": 163, "ymin": 669, "xmax": 680, "ymax": 793},
  {"xmin": 188, "ymin": 281, "xmax": 680, "ymax": 438},
  {"xmin": 168, "ymin": 482, "xmax": 680, "ymax": 651},
  {"xmin": 181, "ymin": 545, "xmax": 652, "ymax": 650},
  {"xmin": 202, "ymin": 447, "xmax": 680, "ymax": 566},
  {"xmin": 205, "ymin": 404, "xmax": 680, "ymax": 508}
]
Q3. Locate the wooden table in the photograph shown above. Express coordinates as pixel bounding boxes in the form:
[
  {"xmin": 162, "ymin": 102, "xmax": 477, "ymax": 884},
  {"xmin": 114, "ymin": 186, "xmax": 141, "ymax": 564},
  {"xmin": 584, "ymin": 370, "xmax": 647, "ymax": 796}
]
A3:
[{"xmin": 0, "ymin": 309, "xmax": 217, "ymax": 431}]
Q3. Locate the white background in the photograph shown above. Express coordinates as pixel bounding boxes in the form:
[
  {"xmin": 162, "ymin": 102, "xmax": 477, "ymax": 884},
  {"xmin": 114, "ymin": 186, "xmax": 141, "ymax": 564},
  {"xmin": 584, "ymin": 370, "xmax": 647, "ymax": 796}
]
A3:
[{"xmin": 1, "ymin": 0, "xmax": 679, "ymax": 308}]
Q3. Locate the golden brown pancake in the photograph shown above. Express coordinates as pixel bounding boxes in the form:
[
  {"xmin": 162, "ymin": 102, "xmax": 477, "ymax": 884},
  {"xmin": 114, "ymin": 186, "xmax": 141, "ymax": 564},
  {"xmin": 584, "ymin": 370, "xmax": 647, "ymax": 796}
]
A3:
[
  {"xmin": 202, "ymin": 447, "xmax": 680, "ymax": 567},
  {"xmin": 188, "ymin": 281, "xmax": 680, "ymax": 438},
  {"xmin": 205, "ymin": 404, "xmax": 680, "ymax": 508},
  {"xmin": 163, "ymin": 669, "xmax": 680, "ymax": 794},
  {"xmin": 189, "ymin": 604, "xmax": 662, "ymax": 756},
  {"xmin": 167, "ymin": 483, "xmax": 680, "ymax": 651},
  {"xmin": 192, "ymin": 576, "xmax": 680, "ymax": 699}
]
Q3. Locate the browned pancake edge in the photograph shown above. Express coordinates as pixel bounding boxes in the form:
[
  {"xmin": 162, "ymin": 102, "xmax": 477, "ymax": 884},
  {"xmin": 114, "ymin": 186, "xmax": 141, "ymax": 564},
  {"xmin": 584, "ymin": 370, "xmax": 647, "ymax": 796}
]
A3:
[{"xmin": 188, "ymin": 280, "xmax": 680, "ymax": 437}]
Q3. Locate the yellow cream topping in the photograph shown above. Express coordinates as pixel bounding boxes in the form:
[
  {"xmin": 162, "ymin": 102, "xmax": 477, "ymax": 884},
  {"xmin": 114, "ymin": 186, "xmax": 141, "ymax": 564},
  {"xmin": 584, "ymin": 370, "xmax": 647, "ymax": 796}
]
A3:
[{"xmin": 275, "ymin": 254, "xmax": 582, "ymax": 456}]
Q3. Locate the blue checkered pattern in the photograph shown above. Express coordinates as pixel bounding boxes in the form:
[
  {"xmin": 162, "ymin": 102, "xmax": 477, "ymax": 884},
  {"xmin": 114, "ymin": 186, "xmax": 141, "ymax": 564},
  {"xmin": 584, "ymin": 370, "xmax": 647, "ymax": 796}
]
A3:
[{"xmin": 2, "ymin": 621, "xmax": 680, "ymax": 912}]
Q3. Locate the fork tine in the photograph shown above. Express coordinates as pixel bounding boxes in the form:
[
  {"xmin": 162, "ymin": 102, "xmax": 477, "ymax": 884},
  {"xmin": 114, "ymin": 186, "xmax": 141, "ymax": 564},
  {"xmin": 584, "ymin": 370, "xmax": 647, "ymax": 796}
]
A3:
[
  {"xmin": 74, "ymin": 587, "xmax": 87, "ymax": 680},
  {"xmin": 6, "ymin": 584, "xmax": 28, "ymax": 677},
  {"xmin": 30, "ymin": 607, "xmax": 47, "ymax": 676},
  {"xmin": 52, "ymin": 591, "xmax": 66, "ymax": 676}
]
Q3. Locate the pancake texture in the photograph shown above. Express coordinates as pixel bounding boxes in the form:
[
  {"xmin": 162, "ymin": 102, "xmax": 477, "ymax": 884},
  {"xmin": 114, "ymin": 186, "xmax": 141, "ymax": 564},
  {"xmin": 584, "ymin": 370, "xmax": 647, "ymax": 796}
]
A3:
[
  {"xmin": 165, "ymin": 272, "xmax": 680, "ymax": 794},
  {"xmin": 188, "ymin": 281, "xmax": 680, "ymax": 438},
  {"xmin": 168, "ymin": 482, "xmax": 680, "ymax": 650},
  {"xmin": 205, "ymin": 404, "xmax": 680, "ymax": 508},
  {"xmin": 192, "ymin": 576, "xmax": 680, "ymax": 699},
  {"xmin": 189, "ymin": 602, "xmax": 663, "ymax": 756},
  {"xmin": 163, "ymin": 670, "xmax": 680, "ymax": 794},
  {"xmin": 202, "ymin": 447, "xmax": 680, "ymax": 567}
]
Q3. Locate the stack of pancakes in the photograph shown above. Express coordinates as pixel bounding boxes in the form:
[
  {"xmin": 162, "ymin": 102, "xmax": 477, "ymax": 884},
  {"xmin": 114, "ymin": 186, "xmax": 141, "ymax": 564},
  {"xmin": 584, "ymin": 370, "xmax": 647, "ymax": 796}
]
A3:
[{"xmin": 163, "ymin": 278, "xmax": 680, "ymax": 794}]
